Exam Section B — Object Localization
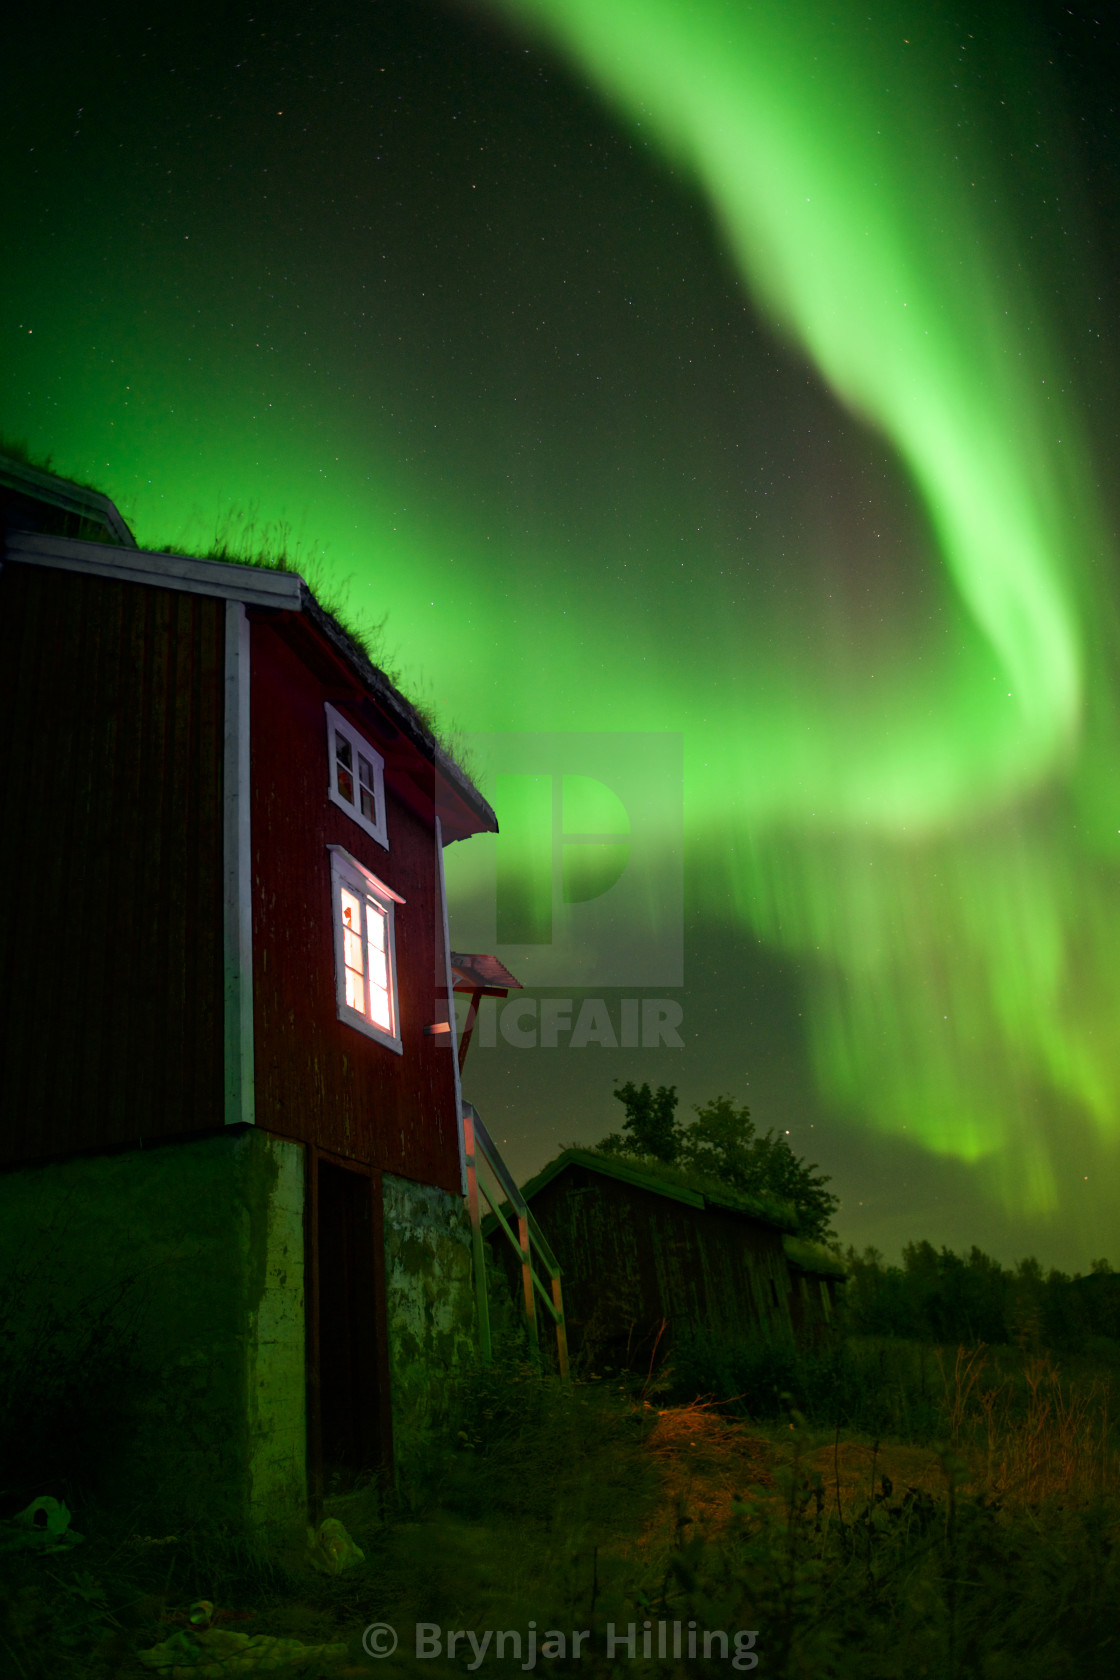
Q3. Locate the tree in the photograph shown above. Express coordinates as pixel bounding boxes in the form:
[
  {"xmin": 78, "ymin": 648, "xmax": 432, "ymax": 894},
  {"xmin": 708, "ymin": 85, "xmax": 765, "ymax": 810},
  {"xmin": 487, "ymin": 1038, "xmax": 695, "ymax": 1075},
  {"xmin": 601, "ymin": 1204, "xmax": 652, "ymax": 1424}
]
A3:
[
  {"xmin": 676, "ymin": 1094, "xmax": 759, "ymax": 1186},
  {"xmin": 592, "ymin": 1084, "xmax": 839, "ymax": 1241},
  {"xmin": 680, "ymin": 1095, "xmax": 839, "ymax": 1241},
  {"xmin": 597, "ymin": 1080, "xmax": 681, "ymax": 1163}
]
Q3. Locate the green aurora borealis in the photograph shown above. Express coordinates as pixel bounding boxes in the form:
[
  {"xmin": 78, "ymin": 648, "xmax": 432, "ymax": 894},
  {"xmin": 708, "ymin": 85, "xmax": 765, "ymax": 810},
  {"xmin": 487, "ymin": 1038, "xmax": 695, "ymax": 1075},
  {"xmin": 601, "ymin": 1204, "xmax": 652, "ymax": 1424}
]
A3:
[{"xmin": 5, "ymin": 0, "xmax": 1120, "ymax": 1261}]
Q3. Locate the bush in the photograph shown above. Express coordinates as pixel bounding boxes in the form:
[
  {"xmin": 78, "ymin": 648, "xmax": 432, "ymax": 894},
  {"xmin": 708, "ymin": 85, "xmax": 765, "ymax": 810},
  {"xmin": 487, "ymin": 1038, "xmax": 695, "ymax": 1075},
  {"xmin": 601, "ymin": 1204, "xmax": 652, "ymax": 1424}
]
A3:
[{"xmin": 668, "ymin": 1328, "xmax": 947, "ymax": 1440}]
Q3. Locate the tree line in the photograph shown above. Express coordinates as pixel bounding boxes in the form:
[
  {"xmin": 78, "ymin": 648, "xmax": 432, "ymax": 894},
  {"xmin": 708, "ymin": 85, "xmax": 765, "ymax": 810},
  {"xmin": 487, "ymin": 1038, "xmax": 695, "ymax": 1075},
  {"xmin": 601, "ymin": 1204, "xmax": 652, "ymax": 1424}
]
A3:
[{"xmin": 843, "ymin": 1241, "xmax": 1118, "ymax": 1348}]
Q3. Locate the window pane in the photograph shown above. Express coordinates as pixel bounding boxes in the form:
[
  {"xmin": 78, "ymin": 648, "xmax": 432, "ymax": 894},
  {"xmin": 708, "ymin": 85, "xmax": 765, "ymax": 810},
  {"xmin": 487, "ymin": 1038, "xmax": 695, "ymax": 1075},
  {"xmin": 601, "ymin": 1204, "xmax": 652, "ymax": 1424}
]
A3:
[
  {"xmin": 344, "ymin": 926, "xmax": 364, "ymax": 974},
  {"xmin": 367, "ymin": 943, "xmax": 387, "ymax": 990},
  {"xmin": 340, "ymin": 886, "xmax": 362, "ymax": 930},
  {"xmin": 358, "ymin": 753, "xmax": 374, "ymax": 789},
  {"xmin": 370, "ymin": 984, "xmax": 391, "ymax": 1031},
  {"xmin": 335, "ymin": 733, "xmax": 355, "ymax": 803},
  {"xmin": 345, "ymin": 968, "xmax": 365, "ymax": 1012},
  {"xmin": 360, "ymin": 788, "xmax": 376, "ymax": 822},
  {"xmin": 367, "ymin": 906, "xmax": 386, "ymax": 950}
]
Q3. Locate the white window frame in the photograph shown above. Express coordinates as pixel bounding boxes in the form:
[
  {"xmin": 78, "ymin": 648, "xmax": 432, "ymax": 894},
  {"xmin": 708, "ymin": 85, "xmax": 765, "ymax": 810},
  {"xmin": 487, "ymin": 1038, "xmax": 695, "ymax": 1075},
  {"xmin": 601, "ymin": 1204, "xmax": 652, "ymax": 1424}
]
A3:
[
  {"xmin": 325, "ymin": 702, "xmax": 388, "ymax": 849},
  {"xmin": 328, "ymin": 845, "xmax": 405, "ymax": 1054}
]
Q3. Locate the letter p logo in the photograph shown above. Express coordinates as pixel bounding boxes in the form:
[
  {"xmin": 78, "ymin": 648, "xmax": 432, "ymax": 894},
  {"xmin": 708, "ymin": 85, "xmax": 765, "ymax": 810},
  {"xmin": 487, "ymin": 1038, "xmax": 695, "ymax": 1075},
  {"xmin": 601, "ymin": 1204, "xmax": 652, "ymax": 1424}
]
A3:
[
  {"xmin": 445, "ymin": 732, "xmax": 683, "ymax": 988},
  {"xmin": 496, "ymin": 774, "xmax": 630, "ymax": 943}
]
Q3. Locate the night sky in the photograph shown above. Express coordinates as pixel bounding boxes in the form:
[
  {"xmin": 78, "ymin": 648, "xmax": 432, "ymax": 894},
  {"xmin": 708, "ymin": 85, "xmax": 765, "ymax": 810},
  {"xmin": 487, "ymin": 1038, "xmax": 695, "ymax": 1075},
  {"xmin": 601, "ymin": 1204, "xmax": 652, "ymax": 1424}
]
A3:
[{"xmin": 6, "ymin": 0, "xmax": 1120, "ymax": 1267}]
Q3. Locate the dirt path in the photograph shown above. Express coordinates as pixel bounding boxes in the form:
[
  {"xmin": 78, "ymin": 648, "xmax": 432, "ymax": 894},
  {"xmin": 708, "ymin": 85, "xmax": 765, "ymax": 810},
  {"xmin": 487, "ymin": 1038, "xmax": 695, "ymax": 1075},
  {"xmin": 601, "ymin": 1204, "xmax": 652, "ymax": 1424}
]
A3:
[{"xmin": 639, "ymin": 1403, "xmax": 954, "ymax": 1547}]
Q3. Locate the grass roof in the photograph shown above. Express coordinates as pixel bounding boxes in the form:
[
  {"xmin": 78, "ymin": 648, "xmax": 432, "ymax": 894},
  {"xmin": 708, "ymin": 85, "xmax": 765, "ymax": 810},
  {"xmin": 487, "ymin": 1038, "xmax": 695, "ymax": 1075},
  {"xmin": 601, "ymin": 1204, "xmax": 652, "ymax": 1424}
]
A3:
[{"xmin": 515, "ymin": 1146, "xmax": 801, "ymax": 1234}]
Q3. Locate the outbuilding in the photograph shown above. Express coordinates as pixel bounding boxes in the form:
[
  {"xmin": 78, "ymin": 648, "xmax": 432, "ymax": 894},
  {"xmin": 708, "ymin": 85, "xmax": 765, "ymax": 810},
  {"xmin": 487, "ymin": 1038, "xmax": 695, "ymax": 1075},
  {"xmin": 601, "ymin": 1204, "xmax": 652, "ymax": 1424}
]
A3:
[{"xmin": 487, "ymin": 1148, "xmax": 814, "ymax": 1369}]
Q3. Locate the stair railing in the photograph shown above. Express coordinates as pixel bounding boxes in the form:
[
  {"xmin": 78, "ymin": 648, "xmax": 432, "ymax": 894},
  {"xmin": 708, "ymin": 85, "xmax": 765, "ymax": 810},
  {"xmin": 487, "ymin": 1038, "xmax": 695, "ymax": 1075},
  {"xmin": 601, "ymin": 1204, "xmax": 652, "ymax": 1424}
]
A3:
[{"xmin": 462, "ymin": 1101, "xmax": 569, "ymax": 1380}]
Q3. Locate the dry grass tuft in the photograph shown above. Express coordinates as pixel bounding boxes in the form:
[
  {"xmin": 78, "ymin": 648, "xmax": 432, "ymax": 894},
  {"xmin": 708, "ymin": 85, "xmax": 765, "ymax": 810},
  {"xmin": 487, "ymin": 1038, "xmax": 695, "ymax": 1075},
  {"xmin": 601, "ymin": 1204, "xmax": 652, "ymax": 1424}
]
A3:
[
  {"xmin": 964, "ymin": 1349, "xmax": 1119, "ymax": 1505},
  {"xmin": 639, "ymin": 1402, "xmax": 775, "ymax": 1546}
]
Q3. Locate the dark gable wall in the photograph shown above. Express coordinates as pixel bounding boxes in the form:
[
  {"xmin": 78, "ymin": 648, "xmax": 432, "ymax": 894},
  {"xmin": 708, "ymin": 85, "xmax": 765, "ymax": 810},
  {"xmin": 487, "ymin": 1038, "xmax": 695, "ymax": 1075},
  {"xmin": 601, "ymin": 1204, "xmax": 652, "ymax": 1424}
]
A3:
[
  {"xmin": 249, "ymin": 617, "xmax": 461, "ymax": 1191},
  {"xmin": 0, "ymin": 564, "xmax": 225, "ymax": 1162},
  {"xmin": 516, "ymin": 1167, "xmax": 793, "ymax": 1357}
]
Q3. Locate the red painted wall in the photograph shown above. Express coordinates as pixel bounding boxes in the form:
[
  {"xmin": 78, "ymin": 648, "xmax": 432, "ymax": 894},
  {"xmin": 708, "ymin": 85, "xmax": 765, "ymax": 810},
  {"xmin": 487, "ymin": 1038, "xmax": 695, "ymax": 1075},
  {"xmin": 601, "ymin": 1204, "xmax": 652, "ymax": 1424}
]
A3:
[{"xmin": 249, "ymin": 616, "xmax": 461, "ymax": 1192}]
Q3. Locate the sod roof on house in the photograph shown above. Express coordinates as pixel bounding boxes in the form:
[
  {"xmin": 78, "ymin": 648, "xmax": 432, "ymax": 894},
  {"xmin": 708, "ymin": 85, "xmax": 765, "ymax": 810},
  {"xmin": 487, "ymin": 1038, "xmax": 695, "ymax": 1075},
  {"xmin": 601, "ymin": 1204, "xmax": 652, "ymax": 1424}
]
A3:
[{"xmin": 1, "ymin": 451, "xmax": 495, "ymax": 840}]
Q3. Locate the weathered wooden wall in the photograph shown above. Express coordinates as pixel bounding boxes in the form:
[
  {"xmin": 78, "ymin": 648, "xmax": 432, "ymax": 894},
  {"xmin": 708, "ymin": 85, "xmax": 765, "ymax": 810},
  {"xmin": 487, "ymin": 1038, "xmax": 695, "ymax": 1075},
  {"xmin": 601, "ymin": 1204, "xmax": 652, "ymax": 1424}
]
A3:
[
  {"xmin": 0, "ymin": 563, "xmax": 225, "ymax": 1162},
  {"xmin": 786, "ymin": 1269, "xmax": 839, "ymax": 1345},
  {"xmin": 514, "ymin": 1164, "xmax": 794, "ymax": 1362}
]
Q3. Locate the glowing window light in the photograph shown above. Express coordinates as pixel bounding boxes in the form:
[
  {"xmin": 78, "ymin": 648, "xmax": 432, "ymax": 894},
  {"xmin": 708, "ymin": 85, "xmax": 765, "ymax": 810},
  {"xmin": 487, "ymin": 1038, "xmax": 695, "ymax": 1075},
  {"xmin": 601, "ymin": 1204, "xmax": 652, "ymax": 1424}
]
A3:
[
  {"xmin": 329, "ymin": 846, "xmax": 403, "ymax": 1052},
  {"xmin": 366, "ymin": 903, "xmax": 391, "ymax": 1029},
  {"xmin": 340, "ymin": 884, "xmax": 366, "ymax": 1012}
]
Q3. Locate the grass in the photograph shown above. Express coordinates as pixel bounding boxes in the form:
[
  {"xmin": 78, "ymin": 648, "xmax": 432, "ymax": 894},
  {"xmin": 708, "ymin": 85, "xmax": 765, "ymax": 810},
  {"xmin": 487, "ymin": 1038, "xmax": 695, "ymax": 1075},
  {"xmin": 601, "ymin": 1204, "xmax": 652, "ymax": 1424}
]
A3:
[
  {"xmin": 3, "ymin": 1332, "xmax": 1119, "ymax": 1678},
  {"xmin": 0, "ymin": 435, "xmax": 103, "ymax": 489},
  {"xmin": 571, "ymin": 1145, "xmax": 799, "ymax": 1234},
  {"xmin": 179, "ymin": 504, "xmax": 482, "ymax": 784},
  {"xmin": 1, "ymin": 445, "xmax": 482, "ymax": 782}
]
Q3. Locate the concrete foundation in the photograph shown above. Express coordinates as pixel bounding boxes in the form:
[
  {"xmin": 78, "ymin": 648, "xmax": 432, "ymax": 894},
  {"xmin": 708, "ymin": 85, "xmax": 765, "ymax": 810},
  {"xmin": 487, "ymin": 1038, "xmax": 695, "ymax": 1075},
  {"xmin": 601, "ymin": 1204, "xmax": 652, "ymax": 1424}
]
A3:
[
  {"xmin": 382, "ymin": 1172, "xmax": 477, "ymax": 1462},
  {"xmin": 0, "ymin": 1127, "xmax": 306, "ymax": 1534},
  {"xmin": 0, "ymin": 1135, "xmax": 480, "ymax": 1525}
]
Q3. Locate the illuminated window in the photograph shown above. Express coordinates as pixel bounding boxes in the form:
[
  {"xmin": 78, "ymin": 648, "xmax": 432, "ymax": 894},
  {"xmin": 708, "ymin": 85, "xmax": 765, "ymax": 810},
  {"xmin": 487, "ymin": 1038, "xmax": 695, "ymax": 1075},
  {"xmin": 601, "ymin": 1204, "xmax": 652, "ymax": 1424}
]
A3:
[
  {"xmin": 328, "ymin": 845, "xmax": 404, "ymax": 1053},
  {"xmin": 325, "ymin": 702, "xmax": 387, "ymax": 848}
]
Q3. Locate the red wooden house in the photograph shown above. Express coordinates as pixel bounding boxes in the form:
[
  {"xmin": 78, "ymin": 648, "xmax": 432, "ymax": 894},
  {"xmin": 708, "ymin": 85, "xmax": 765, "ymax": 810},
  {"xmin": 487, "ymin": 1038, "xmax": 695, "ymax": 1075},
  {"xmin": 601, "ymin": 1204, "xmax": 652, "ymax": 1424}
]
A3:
[{"xmin": 0, "ymin": 453, "xmax": 496, "ymax": 1531}]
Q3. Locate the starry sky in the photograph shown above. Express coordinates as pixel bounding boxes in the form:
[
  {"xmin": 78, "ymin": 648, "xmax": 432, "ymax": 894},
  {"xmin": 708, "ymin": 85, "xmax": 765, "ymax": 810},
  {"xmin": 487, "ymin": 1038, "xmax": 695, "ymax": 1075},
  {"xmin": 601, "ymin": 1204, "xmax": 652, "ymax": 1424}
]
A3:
[{"xmin": 5, "ymin": 0, "xmax": 1120, "ymax": 1266}]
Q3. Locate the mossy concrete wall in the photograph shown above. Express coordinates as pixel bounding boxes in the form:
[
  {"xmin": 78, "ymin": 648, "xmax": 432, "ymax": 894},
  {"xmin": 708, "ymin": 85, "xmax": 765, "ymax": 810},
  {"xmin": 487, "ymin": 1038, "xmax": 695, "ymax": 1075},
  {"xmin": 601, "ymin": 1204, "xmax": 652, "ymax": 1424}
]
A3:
[
  {"xmin": 382, "ymin": 1173, "xmax": 476, "ymax": 1460},
  {"xmin": 0, "ymin": 1127, "xmax": 306, "ymax": 1534}
]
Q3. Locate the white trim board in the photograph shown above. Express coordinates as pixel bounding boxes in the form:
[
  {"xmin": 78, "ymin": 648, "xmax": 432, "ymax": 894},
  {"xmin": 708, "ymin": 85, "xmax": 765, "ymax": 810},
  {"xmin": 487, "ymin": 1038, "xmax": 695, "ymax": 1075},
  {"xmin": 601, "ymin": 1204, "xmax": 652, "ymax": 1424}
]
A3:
[
  {"xmin": 325, "ymin": 844, "xmax": 404, "ymax": 903},
  {"xmin": 324, "ymin": 702, "xmax": 389, "ymax": 849},
  {"xmin": 6, "ymin": 529, "xmax": 303, "ymax": 611},
  {"xmin": 436, "ymin": 816, "xmax": 467, "ymax": 1196},
  {"xmin": 223, "ymin": 601, "xmax": 256, "ymax": 1125},
  {"xmin": 0, "ymin": 457, "xmax": 137, "ymax": 546}
]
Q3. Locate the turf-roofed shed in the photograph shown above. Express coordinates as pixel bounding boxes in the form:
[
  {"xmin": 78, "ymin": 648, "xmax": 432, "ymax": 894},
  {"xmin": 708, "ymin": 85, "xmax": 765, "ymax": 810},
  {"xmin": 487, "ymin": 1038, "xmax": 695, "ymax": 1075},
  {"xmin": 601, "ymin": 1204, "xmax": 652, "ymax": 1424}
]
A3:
[
  {"xmin": 0, "ymin": 452, "xmax": 497, "ymax": 1536},
  {"xmin": 485, "ymin": 1148, "xmax": 817, "ymax": 1372},
  {"xmin": 782, "ymin": 1235, "xmax": 847, "ymax": 1346}
]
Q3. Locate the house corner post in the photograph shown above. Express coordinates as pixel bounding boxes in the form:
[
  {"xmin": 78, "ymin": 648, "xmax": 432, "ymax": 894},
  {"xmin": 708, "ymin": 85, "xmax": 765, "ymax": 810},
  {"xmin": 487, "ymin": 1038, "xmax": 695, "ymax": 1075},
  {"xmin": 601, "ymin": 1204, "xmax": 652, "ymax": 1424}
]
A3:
[
  {"xmin": 434, "ymin": 817, "xmax": 466, "ymax": 1190},
  {"xmin": 223, "ymin": 599, "xmax": 255, "ymax": 1126}
]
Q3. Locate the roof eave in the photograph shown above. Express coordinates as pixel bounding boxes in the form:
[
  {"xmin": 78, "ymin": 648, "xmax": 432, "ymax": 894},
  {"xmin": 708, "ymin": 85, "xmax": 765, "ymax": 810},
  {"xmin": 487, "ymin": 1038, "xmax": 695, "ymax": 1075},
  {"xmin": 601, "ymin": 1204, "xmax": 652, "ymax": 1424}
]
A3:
[
  {"xmin": 298, "ymin": 587, "xmax": 497, "ymax": 840},
  {"xmin": 1, "ymin": 460, "xmax": 496, "ymax": 837},
  {"xmin": 0, "ymin": 454, "xmax": 137, "ymax": 547},
  {"xmin": 518, "ymin": 1148, "xmax": 798, "ymax": 1231}
]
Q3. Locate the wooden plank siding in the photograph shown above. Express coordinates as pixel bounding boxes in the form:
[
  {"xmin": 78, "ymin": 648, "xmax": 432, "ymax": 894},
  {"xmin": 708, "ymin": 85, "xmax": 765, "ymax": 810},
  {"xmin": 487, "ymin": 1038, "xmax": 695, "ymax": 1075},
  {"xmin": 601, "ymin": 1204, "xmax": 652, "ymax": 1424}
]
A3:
[
  {"xmin": 507, "ymin": 1164, "xmax": 794, "ymax": 1365},
  {"xmin": 0, "ymin": 564, "xmax": 225, "ymax": 1161},
  {"xmin": 249, "ymin": 616, "xmax": 461, "ymax": 1191}
]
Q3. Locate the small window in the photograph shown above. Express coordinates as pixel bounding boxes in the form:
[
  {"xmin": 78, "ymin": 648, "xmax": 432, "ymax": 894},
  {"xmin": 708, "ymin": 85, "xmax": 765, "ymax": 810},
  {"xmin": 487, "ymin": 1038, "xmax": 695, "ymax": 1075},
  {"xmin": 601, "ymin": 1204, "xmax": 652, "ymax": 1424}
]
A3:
[
  {"xmin": 325, "ymin": 702, "xmax": 387, "ymax": 848},
  {"xmin": 328, "ymin": 845, "xmax": 404, "ymax": 1053}
]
